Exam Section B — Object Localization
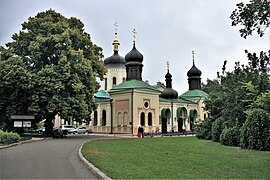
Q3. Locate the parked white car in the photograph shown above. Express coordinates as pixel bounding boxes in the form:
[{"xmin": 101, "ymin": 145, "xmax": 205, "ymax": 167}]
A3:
[
  {"xmin": 71, "ymin": 127, "xmax": 90, "ymax": 134},
  {"xmin": 59, "ymin": 125, "xmax": 76, "ymax": 135}
]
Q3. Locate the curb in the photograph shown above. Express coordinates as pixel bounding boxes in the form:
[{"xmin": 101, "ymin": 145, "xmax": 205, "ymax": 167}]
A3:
[
  {"xmin": 78, "ymin": 141, "xmax": 112, "ymax": 180},
  {"xmin": 0, "ymin": 138, "xmax": 45, "ymax": 150}
]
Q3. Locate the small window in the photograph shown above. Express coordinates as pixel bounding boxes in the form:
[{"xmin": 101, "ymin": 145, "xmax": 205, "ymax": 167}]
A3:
[
  {"xmin": 122, "ymin": 77, "xmax": 125, "ymax": 82},
  {"xmin": 113, "ymin": 77, "xmax": 116, "ymax": 87},
  {"xmin": 144, "ymin": 102, "xmax": 149, "ymax": 109}
]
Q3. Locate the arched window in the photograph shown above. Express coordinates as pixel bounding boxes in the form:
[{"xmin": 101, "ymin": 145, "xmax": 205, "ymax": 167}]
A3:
[
  {"xmin": 140, "ymin": 112, "xmax": 145, "ymax": 126},
  {"xmin": 148, "ymin": 112, "xmax": 152, "ymax": 126},
  {"xmin": 102, "ymin": 110, "xmax": 106, "ymax": 126},
  {"xmin": 94, "ymin": 111, "xmax": 98, "ymax": 126},
  {"xmin": 117, "ymin": 112, "xmax": 122, "ymax": 126},
  {"xmin": 104, "ymin": 78, "xmax": 107, "ymax": 90},
  {"xmin": 122, "ymin": 77, "xmax": 125, "ymax": 82},
  {"xmin": 123, "ymin": 112, "xmax": 128, "ymax": 126},
  {"xmin": 112, "ymin": 77, "xmax": 116, "ymax": 87}
]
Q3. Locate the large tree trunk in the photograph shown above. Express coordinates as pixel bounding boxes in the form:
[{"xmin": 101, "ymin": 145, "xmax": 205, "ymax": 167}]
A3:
[{"xmin": 44, "ymin": 112, "xmax": 55, "ymax": 136}]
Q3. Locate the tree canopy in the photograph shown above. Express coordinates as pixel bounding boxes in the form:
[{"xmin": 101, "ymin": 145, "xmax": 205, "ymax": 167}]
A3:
[
  {"xmin": 230, "ymin": 0, "xmax": 270, "ymax": 38},
  {"xmin": 197, "ymin": 0, "xmax": 270, "ymax": 150},
  {"xmin": 0, "ymin": 9, "xmax": 105, "ymax": 133}
]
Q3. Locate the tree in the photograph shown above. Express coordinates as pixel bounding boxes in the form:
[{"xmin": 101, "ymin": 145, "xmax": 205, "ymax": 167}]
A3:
[
  {"xmin": 1, "ymin": 9, "xmax": 105, "ymax": 134},
  {"xmin": 230, "ymin": 0, "xmax": 270, "ymax": 38},
  {"xmin": 0, "ymin": 47, "xmax": 32, "ymax": 130},
  {"xmin": 240, "ymin": 108, "xmax": 270, "ymax": 151}
]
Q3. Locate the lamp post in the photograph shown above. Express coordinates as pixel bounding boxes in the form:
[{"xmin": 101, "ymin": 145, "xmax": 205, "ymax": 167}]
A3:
[
  {"xmin": 171, "ymin": 101, "xmax": 174, "ymax": 134},
  {"xmin": 110, "ymin": 99, "xmax": 113, "ymax": 134}
]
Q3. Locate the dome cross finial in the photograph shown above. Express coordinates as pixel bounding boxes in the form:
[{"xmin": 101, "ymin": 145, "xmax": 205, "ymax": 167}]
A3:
[
  {"xmin": 114, "ymin": 22, "xmax": 119, "ymax": 34},
  {"xmin": 166, "ymin": 61, "xmax": 170, "ymax": 72},
  {"xmin": 112, "ymin": 22, "xmax": 120, "ymax": 52},
  {"xmin": 192, "ymin": 50, "xmax": 195, "ymax": 65},
  {"xmin": 132, "ymin": 28, "xmax": 137, "ymax": 44}
]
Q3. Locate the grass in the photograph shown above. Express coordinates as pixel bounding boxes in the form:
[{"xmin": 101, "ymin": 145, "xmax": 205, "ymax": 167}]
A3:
[{"xmin": 82, "ymin": 137, "xmax": 270, "ymax": 179}]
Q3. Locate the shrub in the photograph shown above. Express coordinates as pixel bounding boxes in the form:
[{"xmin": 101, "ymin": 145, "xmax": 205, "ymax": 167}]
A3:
[
  {"xmin": 220, "ymin": 125, "xmax": 240, "ymax": 147},
  {"xmin": 240, "ymin": 108, "xmax": 270, "ymax": 151},
  {"xmin": 0, "ymin": 130, "xmax": 20, "ymax": 144},
  {"xmin": 195, "ymin": 118, "xmax": 212, "ymax": 140},
  {"xmin": 212, "ymin": 117, "xmax": 225, "ymax": 142}
]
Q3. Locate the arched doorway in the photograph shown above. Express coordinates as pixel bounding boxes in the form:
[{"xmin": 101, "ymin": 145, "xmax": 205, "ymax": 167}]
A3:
[
  {"xmin": 102, "ymin": 110, "xmax": 106, "ymax": 126},
  {"xmin": 189, "ymin": 109, "xmax": 197, "ymax": 131},
  {"xmin": 140, "ymin": 112, "xmax": 145, "ymax": 126},
  {"xmin": 161, "ymin": 108, "xmax": 170, "ymax": 134},
  {"xmin": 177, "ymin": 107, "xmax": 187, "ymax": 132},
  {"xmin": 94, "ymin": 111, "xmax": 98, "ymax": 126}
]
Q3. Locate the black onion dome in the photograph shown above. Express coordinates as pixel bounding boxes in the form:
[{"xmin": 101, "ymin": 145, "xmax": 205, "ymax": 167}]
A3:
[
  {"xmin": 125, "ymin": 43, "xmax": 143, "ymax": 63},
  {"xmin": 187, "ymin": 63, "xmax": 202, "ymax": 77},
  {"xmin": 161, "ymin": 88, "xmax": 178, "ymax": 99},
  {"xmin": 165, "ymin": 71, "xmax": 172, "ymax": 79},
  {"xmin": 104, "ymin": 52, "xmax": 125, "ymax": 66}
]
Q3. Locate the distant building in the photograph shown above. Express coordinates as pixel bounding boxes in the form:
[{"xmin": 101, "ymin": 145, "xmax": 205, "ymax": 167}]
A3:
[{"xmin": 90, "ymin": 31, "xmax": 208, "ymax": 135}]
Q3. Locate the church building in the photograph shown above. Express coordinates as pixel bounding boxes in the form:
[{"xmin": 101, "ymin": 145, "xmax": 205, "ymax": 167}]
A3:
[{"xmin": 90, "ymin": 29, "xmax": 208, "ymax": 135}]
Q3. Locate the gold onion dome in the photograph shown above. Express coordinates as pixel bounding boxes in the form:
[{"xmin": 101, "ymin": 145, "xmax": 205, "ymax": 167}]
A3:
[{"xmin": 104, "ymin": 32, "xmax": 125, "ymax": 67}]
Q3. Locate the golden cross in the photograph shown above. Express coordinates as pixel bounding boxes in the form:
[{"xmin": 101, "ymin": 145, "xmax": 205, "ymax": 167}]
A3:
[{"xmin": 114, "ymin": 22, "xmax": 119, "ymax": 33}]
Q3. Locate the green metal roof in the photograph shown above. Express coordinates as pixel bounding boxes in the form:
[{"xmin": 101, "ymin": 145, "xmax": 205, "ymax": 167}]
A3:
[
  {"xmin": 109, "ymin": 80, "xmax": 161, "ymax": 93},
  {"xmin": 95, "ymin": 98, "xmax": 111, "ymax": 103},
  {"xmin": 159, "ymin": 97, "xmax": 197, "ymax": 104},
  {"xmin": 94, "ymin": 90, "xmax": 110, "ymax": 99},
  {"xmin": 180, "ymin": 89, "xmax": 208, "ymax": 99}
]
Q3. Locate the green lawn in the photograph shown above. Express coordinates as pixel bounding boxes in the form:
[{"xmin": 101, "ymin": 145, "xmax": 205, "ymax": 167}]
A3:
[{"xmin": 82, "ymin": 137, "xmax": 270, "ymax": 179}]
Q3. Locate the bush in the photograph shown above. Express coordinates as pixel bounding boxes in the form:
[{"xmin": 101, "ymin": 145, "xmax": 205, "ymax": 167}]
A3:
[
  {"xmin": 220, "ymin": 125, "xmax": 240, "ymax": 147},
  {"xmin": 240, "ymin": 108, "xmax": 270, "ymax": 151},
  {"xmin": 0, "ymin": 130, "xmax": 20, "ymax": 144},
  {"xmin": 212, "ymin": 117, "xmax": 225, "ymax": 142},
  {"xmin": 195, "ymin": 118, "xmax": 212, "ymax": 140}
]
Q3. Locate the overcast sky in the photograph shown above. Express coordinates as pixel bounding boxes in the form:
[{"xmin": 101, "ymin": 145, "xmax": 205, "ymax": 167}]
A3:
[{"xmin": 0, "ymin": 0, "xmax": 269, "ymax": 94}]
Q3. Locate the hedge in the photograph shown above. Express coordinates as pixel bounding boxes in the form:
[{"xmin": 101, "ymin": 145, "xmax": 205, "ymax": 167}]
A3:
[
  {"xmin": 0, "ymin": 130, "xmax": 20, "ymax": 144},
  {"xmin": 240, "ymin": 109, "xmax": 270, "ymax": 151}
]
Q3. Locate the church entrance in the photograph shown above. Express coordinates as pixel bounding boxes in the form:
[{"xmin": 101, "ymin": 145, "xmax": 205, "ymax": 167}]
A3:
[
  {"xmin": 178, "ymin": 118, "xmax": 183, "ymax": 132},
  {"xmin": 161, "ymin": 108, "xmax": 170, "ymax": 134},
  {"xmin": 177, "ymin": 107, "xmax": 187, "ymax": 132},
  {"xmin": 189, "ymin": 109, "xmax": 197, "ymax": 131}
]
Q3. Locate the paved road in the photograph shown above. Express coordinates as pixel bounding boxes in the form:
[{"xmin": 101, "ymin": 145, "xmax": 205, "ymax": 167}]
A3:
[{"xmin": 0, "ymin": 135, "xmax": 112, "ymax": 179}]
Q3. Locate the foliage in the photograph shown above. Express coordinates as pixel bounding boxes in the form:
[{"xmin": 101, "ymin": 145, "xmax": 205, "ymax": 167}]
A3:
[
  {"xmin": 0, "ymin": 54, "xmax": 32, "ymax": 130},
  {"xmin": 220, "ymin": 125, "xmax": 240, "ymax": 147},
  {"xmin": 0, "ymin": 130, "xmax": 20, "ymax": 144},
  {"xmin": 252, "ymin": 90, "xmax": 270, "ymax": 113},
  {"xmin": 240, "ymin": 108, "xmax": 270, "ymax": 151},
  {"xmin": 82, "ymin": 137, "xmax": 270, "ymax": 179},
  {"xmin": 0, "ymin": 9, "xmax": 105, "ymax": 133},
  {"xmin": 211, "ymin": 117, "xmax": 225, "ymax": 142},
  {"xmin": 195, "ymin": 118, "xmax": 212, "ymax": 140},
  {"xmin": 200, "ymin": 1, "xmax": 270, "ymax": 150},
  {"xmin": 230, "ymin": 0, "xmax": 270, "ymax": 38}
]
